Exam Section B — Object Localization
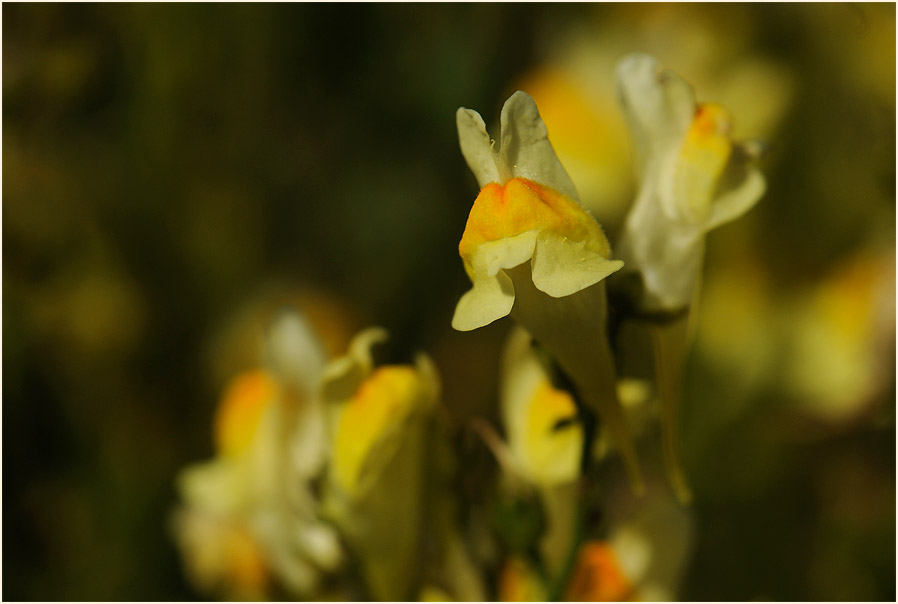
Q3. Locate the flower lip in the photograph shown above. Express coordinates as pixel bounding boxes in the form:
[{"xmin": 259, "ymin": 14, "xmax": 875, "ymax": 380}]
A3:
[
  {"xmin": 321, "ymin": 327, "xmax": 439, "ymax": 498},
  {"xmin": 458, "ymin": 178, "xmax": 611, "ymax": 274},
  {"xmin": 452, "ymin": 176, "xmax": 623, "ymax": 332},
  {"xmin": 501, "ymin": 327, "xmax": 583, "ymax": 487},
  {"xmin": 214, "ymin": 369, "xmax": 278, "ymax": 458},
  {"xmin": 332, "ymin": 364, "xmax": 420, "ymax": 494},
  {"xmin": 454, "ymin": 90, "xmax": 624, "ymax": 333}
]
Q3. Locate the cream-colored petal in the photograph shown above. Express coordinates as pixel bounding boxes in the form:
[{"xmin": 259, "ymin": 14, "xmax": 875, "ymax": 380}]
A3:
[
  {"xmin": 319, "ymin": 327, "xmax": 388, "ymax": 402},
  {"xmin": 705, "ymin": 151, "xmax": 766, "ymax": 231},
  {"xmin": 473, "ymin": 230, "xmax": 539, "ymax": 277},
  {"xmin": 617, "ymin": 182, "xmax": 706, "ymax": 312},
  {"xmin": 616, "ymin": 54, "xmax": 695, "ymax": 171},
  {"xmin": 498, "ymin": 90, "xmax": 580, "ymax": 201},
  {"xmin": 177, "ymin": 459, "xmax": 248, "ymax": 516},
  {"xmin": 453, "ymin": 232, "xmax": 541, "ymax": 331},
  {"xmin": 451, "ymin": 272, "xmax": 515, "ymax": 331},
  {"xmin": 457, "ymin": 107, "xmax": 502, "ymax": 187},
  {"xmin": 500, "ymin": 327, "xmax": 544, "ymax": 436},
  {"xmin": 531, "ymin": 231, "xmax": 624, "ymax": 298},
  {"xmin": 265, "ymin": 308, "xmax": 327, "ymax": 398},
  {"xmin": 288, "ymin": 399, "xmax": 327, "ymax": 478},
  {"xmin": 322, "ymin": 368, "xmax": 434, "ymax": 601},
  {"xmin": 295, "ymin": 521, "xmax": 343, "ymax": 570}
]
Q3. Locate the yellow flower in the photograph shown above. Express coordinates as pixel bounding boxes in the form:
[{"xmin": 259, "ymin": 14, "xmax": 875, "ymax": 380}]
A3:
[
  {"xmin": 611, "ymin": 54, "xmax": 768, "ymax": 502},
  {"xmin": 453, "ymin": 91, "xmax": 622, "ymax": 331},
  {"xmin": 453, "ymin": 91, "xmax": 643, "ymax": 492},
  {"xmin": 173, "ymin": 308, "xmax": 343, "ymax": 599},
  {"xmin": 785, "ymin": 252, "xmax": 896, "ymax": 422},
  {"xmin": 499, "ymin": 328, "xmax": 657, "ymax": 489},
  {"xmin": 213, "ymin": 369, "xmax": 278, "ymax": 459},
  {"xmin": 615, "ymin": 53, "xmax": 766, "ymax": 313},
  {"xmin": 500, "ymin": 327, "xmax": 582, "ymax": 487},
  {"xmin": 332, "ymin": 363, "xmax": 422, "ymax": 493},
  {"xmin": 513, "ymin": 5, "xmax": 793, "ymax": 228},
  {"xmin": 171, "ymin": 507, "xmax": 270, "ymax": 601},
  {"xmin": 322, "ymin": 327, "xmax": 439, "ymax": 601},
  {"xmin": 496, "ymin": 328, "xmax": 656, "ymax": 581}
]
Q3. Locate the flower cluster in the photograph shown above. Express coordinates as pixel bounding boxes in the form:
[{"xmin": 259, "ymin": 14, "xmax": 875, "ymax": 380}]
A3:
[{"xmin": 172, "ymin": 52, "xmax": 766, "ymax": 601}]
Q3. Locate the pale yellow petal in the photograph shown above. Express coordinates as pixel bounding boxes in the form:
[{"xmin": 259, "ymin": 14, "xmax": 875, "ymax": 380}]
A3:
[
  {"xmin": 264, "ymin": 309, "xmax": 327, "ymax": 397},
  {"xmin": 616, "ymin": 53, "xmax": 695, "ymax": 169},
  {"xmin": 705, "ymin": 150, "xmax": 766, "ymax": 231},
  {"xmin": 499, "ymin": 90, "xmax": 580, "ymax": 201},
  {"xmin": 451, "ymin": 272, "xmax": 516, "ymax": 331},
  {"xmin": 320, "ymin": 327, "xmax": 388, "ymax": 402},
  {"xmin": 474, "ymin": 230, "xmax": 539, "ymax": 278},
  {"xmin": 457, "ymin": 107, "xmax": 502, "ymax": 187},
  {"xmin": 531, "ymin": 231, "xmax": 624, "ymax": 298}
]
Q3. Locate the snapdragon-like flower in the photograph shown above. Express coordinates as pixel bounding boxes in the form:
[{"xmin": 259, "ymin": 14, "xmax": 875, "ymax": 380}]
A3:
[
  {"xmin": 453, "ymin": 91, "xmax": 623, "ymax": 331},
  {"xmin": 613, "ymin": 54, "xmax": 767, "ymax": 503},
  {"xmin": 560, "ymin": 466, "xmax": 694, "ymax": 602},
  {"xmin": 615, "ymin": 53, "xmax": 766, "ymax": 313},
  {"xmin": 500, "ymin": 327, "xmax": 583, "ymax": 488},
  {"xmin": 173, "ymin": 369, "xmax": 278, "ymax": 600},
  {"xmin": 591, "ymin": 478, "xmax": 694, "ymax": 602},
  {"xmin": 321, "ymin": 327, "xmax": 438, "ymax": 601},
  {"xmin": 453, "ymin": 91, "xmax": 643, "ymax": 491},
  {"xmin": 172, "ymin": 309, "xmax": 342, "ymax": 599}
]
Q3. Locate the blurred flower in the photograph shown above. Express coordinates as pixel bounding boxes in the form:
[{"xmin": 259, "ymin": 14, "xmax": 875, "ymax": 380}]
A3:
[
  {"xmin": 516, "ymin": 4, "xmax": 793, "ymax": 227},
  {"xmin": 610, "ymin": 53, "xmax": 768, "ymax": 502},
  {"xmin": 784, "ymin": 251, "xmax": 896, "ymax": 423},
  {"xmin": 496, "ymin": 328, "xmax": 660, "ymax": 582},
  {"xmin": 204, "ymin": 287, "xmax": 361, "ymax": 390},
  {"xmin": 173, "ymin": 308, "xmax": 342, "ymax": 599},
  {"xmin": 498, "ymin": 556, "xmax": 548, "ymax": 602},
  {"xmin": 172, "ymin": 506, "xmax": 269, "ymax": 601},
  {"xmin": 174, "ymin": 371, "xmax": 276, "ymax": 600},
  {"xmin": 453, "ymin": 90, "xmax": 643, "ymax": 492},
  {"xmin": 615, "ymin": 53, "xmax": 766, "ymax": 313},
  {"xmin": 566, "ymin": 476, "xmax": 694, "ymax": 602},
  {"xmin": 495, "ymin": 327, "xmax": 582, "ymax": 581},
  {"xmin": 321, "ymin": 327, "xmax": 439, "ymax": 601},
  {"xmin": 500, "ymin": 327, "xmax": 582, "ymax": 488},
  {"xmin": 564, "ymin": 541, "xmax": 635, "ymax": 602},
  {"xmin": 500, "ymin": 327, "xmax": 657, "ymax": 487},
  {"xmin": 695, "ymin": 247, "xmax": 896, "ymax": 429}
]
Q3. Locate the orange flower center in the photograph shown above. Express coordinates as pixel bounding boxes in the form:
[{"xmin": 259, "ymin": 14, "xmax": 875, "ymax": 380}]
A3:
[{"xmin": 458, "ymin": 178, "xmax": 609, "ymax": 276}]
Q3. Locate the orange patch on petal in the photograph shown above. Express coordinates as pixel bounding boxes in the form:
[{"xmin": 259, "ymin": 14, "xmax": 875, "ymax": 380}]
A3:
[
  {"xmin": 689, "ymin": 103, "xmax": 732, "ymax": 140},
  {"xmin": 333, "ymin": 365, "xmax": 419, "ymax": 492},
  {"xmin": 674, "ymin": 103, "xmax": 734, "ymax": 222},
  {"xmin": 225, "ymin": 524, "xmax": 270, "ymax": 595},
  {"xmin": 458, "ymin": 178, "xmax": 609, "ymax": 275},
  {"xmin": 214, "ymin": 369, "xmax": 278, "ymax": 457},
  {"xmin": 564, "ymin": 541, "xmax": 636, "ymax": 602}
]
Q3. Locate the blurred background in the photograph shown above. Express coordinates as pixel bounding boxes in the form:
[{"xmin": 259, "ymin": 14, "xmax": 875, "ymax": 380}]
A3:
[{"xmin": 3, "ymin": 3, "xmax": 895, "ymax": 601}]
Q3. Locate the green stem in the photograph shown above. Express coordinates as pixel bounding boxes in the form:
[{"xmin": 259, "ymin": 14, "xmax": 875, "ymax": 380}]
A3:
[
  {"xmin": 650, "ymin": 316, "xmax": 693, "ymax": 504},
  {"xmin": 545, "ymin": 401, "xmax": 596, "ymax": 601}
]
